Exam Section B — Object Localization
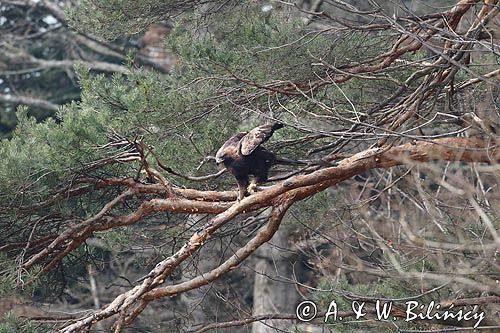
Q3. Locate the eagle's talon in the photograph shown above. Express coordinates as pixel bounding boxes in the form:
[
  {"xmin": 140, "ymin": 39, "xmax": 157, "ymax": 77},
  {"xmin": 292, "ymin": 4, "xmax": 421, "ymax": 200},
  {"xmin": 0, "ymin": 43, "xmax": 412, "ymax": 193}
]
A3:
[
  {"xmin": 236, "ymin": 188, "xmax": 247, "ymax": 202},
  {"xmin": 247, "ymin": 182, "xmax": 258, "ymax": 194}
]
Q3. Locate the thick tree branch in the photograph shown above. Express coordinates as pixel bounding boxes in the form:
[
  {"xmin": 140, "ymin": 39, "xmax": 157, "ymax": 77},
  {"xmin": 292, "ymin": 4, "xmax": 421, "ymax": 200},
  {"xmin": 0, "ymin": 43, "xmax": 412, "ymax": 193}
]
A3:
[
  {"xmin": 144, "ymin": 201, "xmax": 292, "ymax": 300},
  {"xmin": 0, "ymin": 93, "xmax": 60, "ymax": 112},
  {"xmin": 24, "ymin": 137, "xmax": 499, "ymax": 274},
  {"xmin": 55, "ymin": 137, "xmax": 498, "ymax": 332}
]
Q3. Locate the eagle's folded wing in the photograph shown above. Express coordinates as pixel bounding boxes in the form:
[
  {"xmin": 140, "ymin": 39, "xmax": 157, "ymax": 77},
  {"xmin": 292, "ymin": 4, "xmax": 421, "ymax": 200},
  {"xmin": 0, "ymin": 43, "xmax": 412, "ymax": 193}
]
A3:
[
  {"xmin": 239, "ymin": 123, "xmax": 283, "ymax": 156},
  {"xmin": 216, "ymin": 132, "xmax": 247, "ymax": 160}
]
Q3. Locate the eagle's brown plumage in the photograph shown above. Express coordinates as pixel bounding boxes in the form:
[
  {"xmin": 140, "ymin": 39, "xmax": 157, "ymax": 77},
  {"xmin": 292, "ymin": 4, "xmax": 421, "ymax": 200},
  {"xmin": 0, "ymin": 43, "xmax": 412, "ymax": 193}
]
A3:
[{"xmin": 216, "ymin": 122, "xmax": 284, "ymax": 200}]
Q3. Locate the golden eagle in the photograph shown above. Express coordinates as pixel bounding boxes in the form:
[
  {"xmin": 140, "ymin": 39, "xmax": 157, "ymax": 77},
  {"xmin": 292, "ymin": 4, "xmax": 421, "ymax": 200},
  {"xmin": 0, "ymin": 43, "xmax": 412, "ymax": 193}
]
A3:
[{"xmin": 216, "ymin": 122, "xmax": 284, "ymax": 200}]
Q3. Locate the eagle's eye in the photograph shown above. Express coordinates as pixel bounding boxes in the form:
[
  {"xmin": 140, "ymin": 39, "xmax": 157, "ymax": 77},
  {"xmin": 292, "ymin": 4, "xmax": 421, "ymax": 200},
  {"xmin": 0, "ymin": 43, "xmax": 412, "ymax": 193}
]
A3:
[{"xmin": 215, "ymin": 155, "xmax": 226, "ymax": 165}]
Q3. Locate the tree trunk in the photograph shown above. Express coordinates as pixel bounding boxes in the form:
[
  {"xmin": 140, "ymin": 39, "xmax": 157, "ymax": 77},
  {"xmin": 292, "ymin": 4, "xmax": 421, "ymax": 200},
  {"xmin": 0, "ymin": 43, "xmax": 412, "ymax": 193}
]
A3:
[{"xmin": 252, "ymin": 225, "xmax": 298, "ymax": 333}]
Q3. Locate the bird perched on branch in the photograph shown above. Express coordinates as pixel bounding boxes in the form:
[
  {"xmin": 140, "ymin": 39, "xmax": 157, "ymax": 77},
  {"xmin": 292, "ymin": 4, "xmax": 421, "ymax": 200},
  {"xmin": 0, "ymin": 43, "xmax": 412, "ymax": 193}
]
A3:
[{"xmin": 216, "ymin": 122, "xmax": 284, "ymax": 200}]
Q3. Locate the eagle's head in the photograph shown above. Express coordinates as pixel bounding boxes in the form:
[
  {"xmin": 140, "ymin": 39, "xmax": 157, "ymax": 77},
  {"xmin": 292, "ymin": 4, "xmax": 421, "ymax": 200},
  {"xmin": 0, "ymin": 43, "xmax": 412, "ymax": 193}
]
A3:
[
  {"xmin": 215, "ymin": 151, "xmax": 234, "ymax": 170},
  {"xmin": 215, "ymin": 132, "xmax": 246, "ymax": 170},
  {"xmin": 215, "ymin": 153, "xmax": 226, "ymax": 167}
]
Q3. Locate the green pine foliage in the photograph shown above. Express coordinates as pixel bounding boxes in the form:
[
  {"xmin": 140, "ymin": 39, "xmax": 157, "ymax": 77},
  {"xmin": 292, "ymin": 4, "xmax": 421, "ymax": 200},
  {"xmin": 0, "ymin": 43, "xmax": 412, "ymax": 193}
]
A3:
[
  {"xmin": 68, "ymin": 0, "xmax": 206, "ymax": 39},
  {"xmin": 0, "ymin": 313, "xmax": 50, "ymax": 333},
  {"xmin": 2, "ymin": 2, "xmax": 494, "ymax": 331},
  {"xmin": 0, "ymin": 2, "xmax": 414, "ymax": 284}
]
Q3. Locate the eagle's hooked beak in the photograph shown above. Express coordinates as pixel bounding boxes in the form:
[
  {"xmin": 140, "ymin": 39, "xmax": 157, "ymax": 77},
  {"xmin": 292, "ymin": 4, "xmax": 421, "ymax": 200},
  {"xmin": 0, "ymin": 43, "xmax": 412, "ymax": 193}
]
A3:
[{"xmin": 215, "ymin": 157, "xmax": 224, "ymax": 165}]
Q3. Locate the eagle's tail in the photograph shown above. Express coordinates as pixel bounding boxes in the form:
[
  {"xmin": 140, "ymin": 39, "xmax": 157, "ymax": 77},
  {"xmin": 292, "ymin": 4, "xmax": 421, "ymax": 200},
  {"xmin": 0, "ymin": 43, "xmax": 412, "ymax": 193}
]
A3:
[
  {"xmin": 271, "ymin": 122, "xmax": 284, "ymax": 131},
  {"xmin": 274, "ymin": 157, "xmax": 334, "ymax": 167},
  {"xmin": 274, "ymin": 157, "xmax": 307, "ymax": 165}
]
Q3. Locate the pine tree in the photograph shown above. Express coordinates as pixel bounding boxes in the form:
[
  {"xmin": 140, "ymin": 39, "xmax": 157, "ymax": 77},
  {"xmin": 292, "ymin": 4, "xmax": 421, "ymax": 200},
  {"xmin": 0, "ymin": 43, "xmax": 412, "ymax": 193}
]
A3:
[{"xmin": 1, "ymin": 1, "xmax": 498, "ymax": 332}]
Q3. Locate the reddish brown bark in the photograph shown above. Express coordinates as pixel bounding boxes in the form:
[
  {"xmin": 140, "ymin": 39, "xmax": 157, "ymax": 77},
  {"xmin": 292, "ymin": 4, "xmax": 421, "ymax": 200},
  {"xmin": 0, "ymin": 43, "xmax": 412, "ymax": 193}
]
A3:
[{"xmin": 58, "ymin": 137, "xmax": 498, "ymax": 333}]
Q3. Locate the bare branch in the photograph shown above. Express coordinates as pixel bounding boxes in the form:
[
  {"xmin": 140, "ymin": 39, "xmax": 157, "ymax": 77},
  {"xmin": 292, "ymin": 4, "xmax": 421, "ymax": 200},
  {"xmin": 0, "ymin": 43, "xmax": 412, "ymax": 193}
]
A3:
[
  {"xmin": 54, "ymin": 137, "xmax": 499, "ymax": 332},
  {"xmin": 0, "ymin": 93, "xmax": 60, "ymax": 112}
]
